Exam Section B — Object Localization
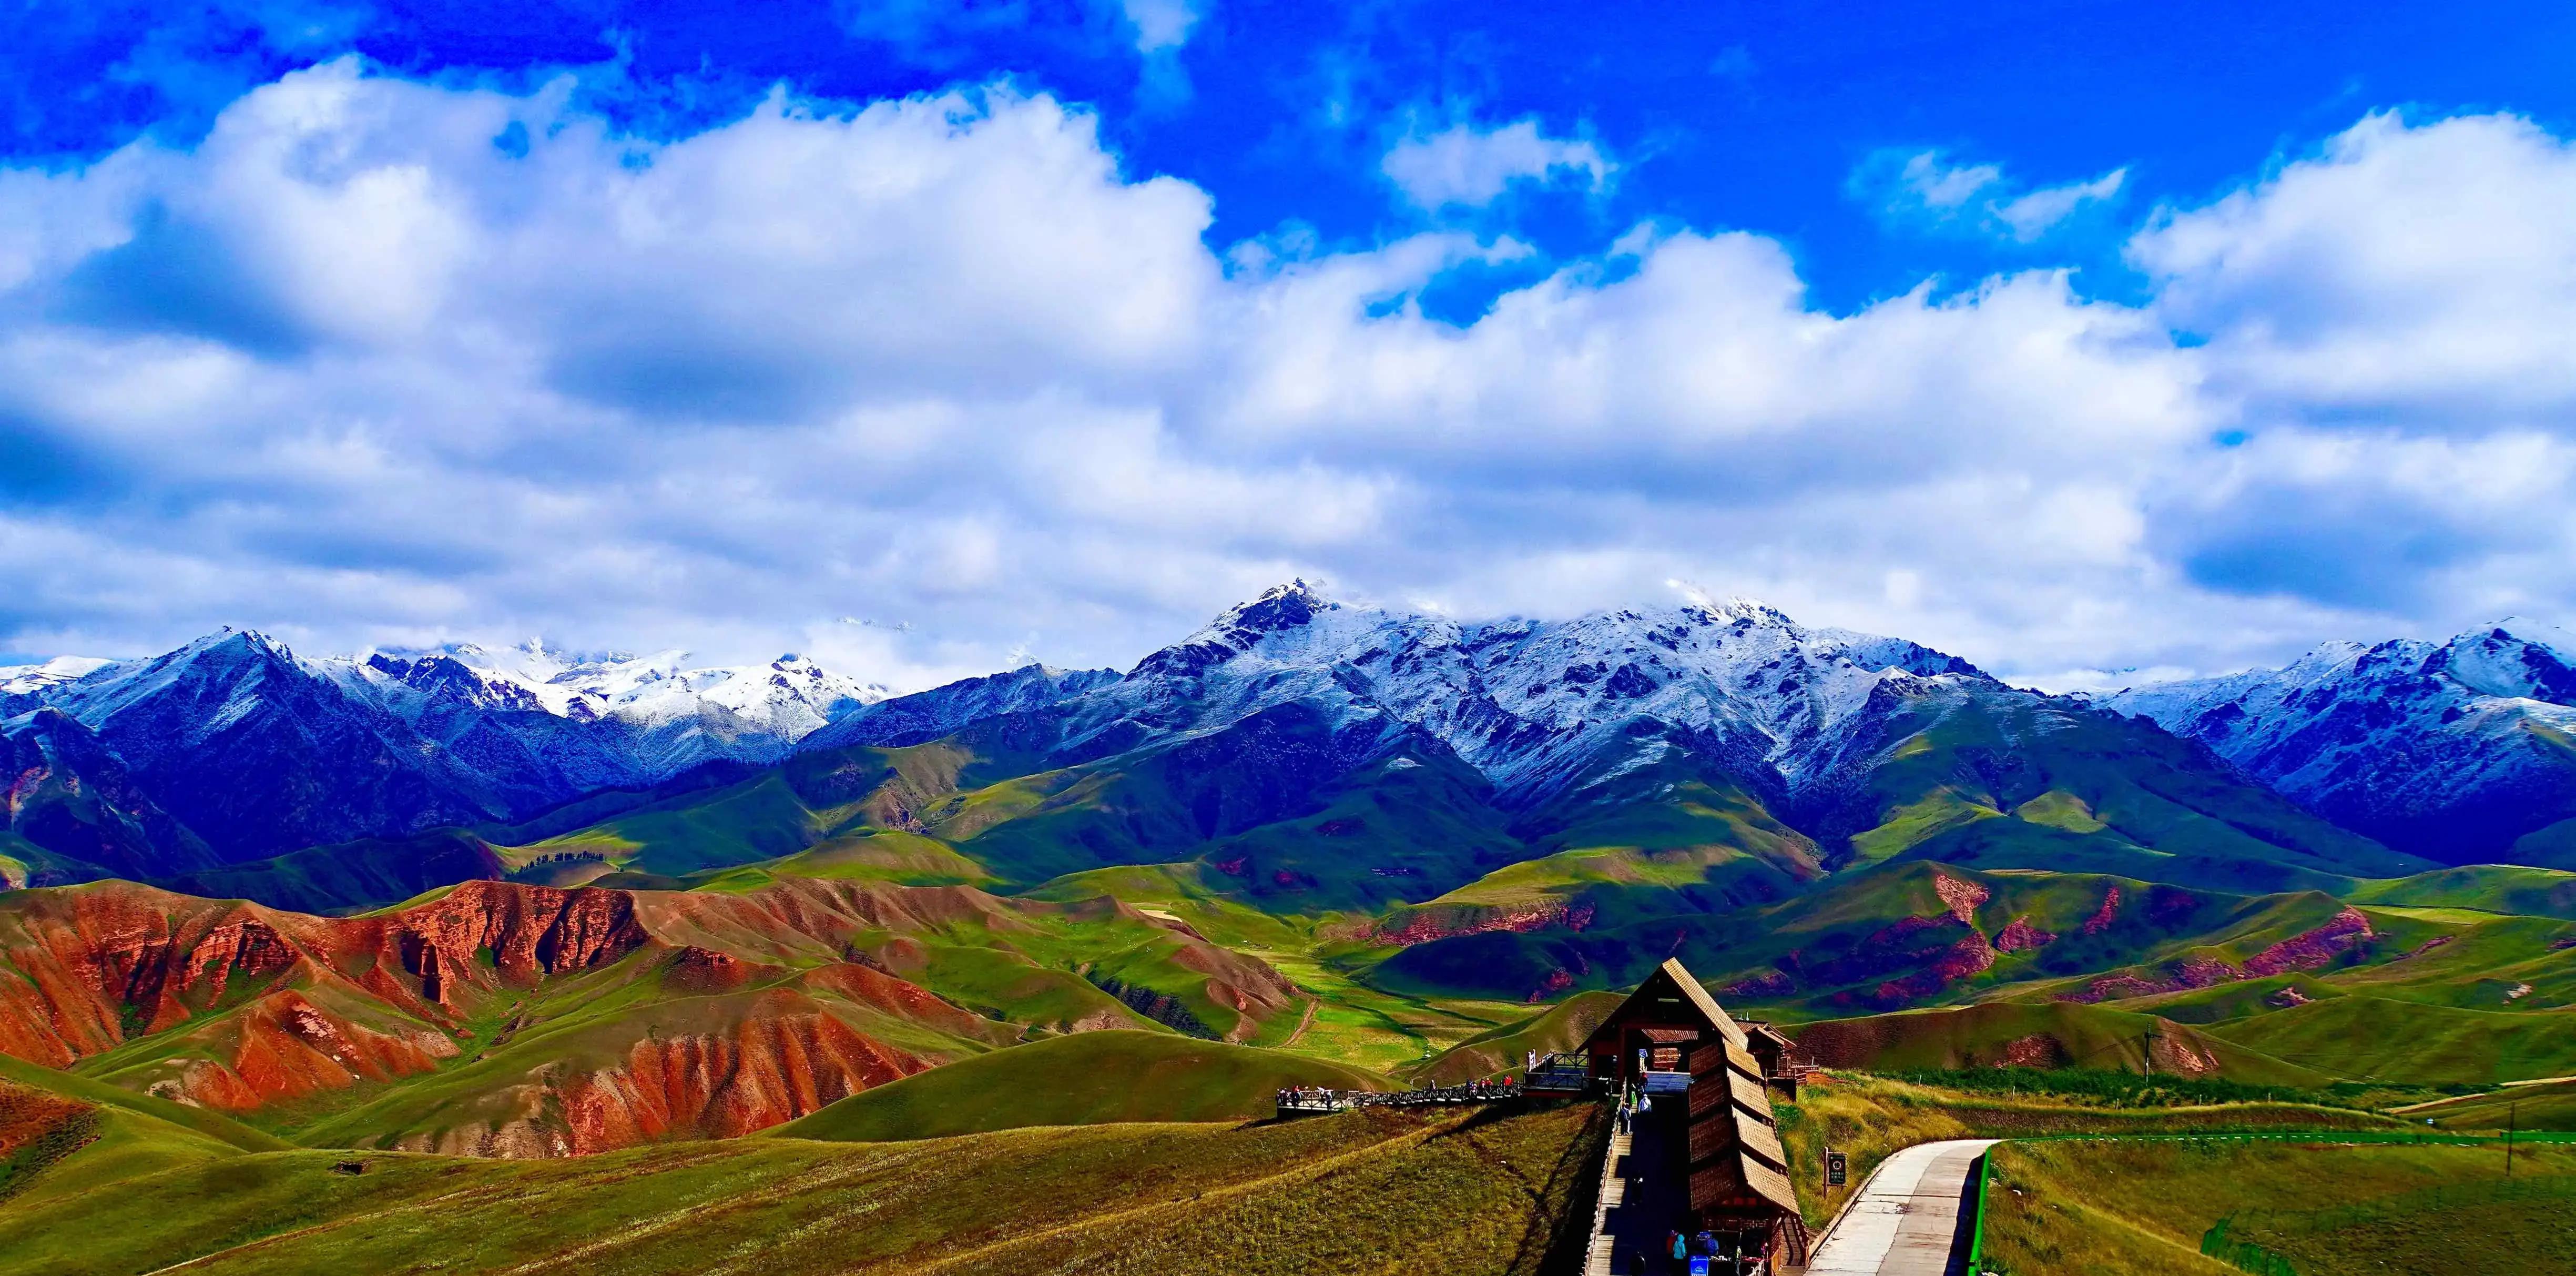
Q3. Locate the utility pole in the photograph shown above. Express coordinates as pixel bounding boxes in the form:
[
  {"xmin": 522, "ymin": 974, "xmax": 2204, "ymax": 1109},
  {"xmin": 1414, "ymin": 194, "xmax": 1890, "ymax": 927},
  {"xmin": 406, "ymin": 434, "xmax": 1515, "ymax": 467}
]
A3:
[{"xmin": 2507, "ymin": 1101, "xmax": 2517, "ymax": 1179}]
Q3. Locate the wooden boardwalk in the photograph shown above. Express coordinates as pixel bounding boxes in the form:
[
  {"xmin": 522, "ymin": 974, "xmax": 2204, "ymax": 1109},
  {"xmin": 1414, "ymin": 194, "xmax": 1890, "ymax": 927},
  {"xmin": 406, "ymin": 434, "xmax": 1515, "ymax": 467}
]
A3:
[
  {"xmin": 1581, "ymin": 1125, "xmax": 1634, "ymax": 1275},
  {"xmin": 1801, "ymin": 1140, "xmax": 1997, "ymax": 1276}
]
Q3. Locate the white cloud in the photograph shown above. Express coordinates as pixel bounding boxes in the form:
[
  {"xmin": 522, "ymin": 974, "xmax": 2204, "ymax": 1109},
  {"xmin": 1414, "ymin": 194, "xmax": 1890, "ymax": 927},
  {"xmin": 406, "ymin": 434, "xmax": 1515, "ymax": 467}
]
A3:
[
  {"xmin": 2134, "ymin": 111, "xmax": 2576, "ymax": 426},
  {"xmin": 1860, "ymin": 148, "xmax": 2127, "ymax": 241},
  {"xmin": 6, "ymin": 67, "xmax": 2576, "ymax": 692},
  {"xmin": 1381, "ymin": 118, "xmax": 1611, "ymax": 210},
  {"xmin": 1122, "ymin": 0, "xmax": 1200, "ymax": 54}
]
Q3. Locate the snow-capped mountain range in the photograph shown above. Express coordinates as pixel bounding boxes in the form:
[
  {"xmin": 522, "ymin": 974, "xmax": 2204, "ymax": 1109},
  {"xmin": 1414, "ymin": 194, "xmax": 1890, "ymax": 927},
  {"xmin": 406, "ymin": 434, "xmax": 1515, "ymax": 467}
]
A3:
[
  {"xmin": 4, "ymin": 583, "xmax": 2569, "ymax": 886},
  {"xmin": 827, "ymin": 580, "xmax": 1998, "ymax": 808},
  {"xmin": 812, "ymin": 581, "xmax": 2419, "ymax": 889},
  {"xmin": 3, "ymin": 630, "xmax": 888, "ymax": 861},
  {"xmin": 2100, "ymin": 618, "xmax": 2576, "ymax": 863}
]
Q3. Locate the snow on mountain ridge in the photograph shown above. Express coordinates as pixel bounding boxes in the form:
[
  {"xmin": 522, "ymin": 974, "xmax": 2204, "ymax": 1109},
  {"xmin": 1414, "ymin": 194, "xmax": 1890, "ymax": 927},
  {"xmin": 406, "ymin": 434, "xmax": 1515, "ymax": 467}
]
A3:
[
  {"xmin": 0, "ymin": 656, "xmax": 113, "ymax": 696},
  {"xmin": 2099, "ymin": 620, "xmax": 2576, "ymax": 860},
  {"xmin": 895, "ymin": 581, "xmax": 2004, "ymax": 807}
]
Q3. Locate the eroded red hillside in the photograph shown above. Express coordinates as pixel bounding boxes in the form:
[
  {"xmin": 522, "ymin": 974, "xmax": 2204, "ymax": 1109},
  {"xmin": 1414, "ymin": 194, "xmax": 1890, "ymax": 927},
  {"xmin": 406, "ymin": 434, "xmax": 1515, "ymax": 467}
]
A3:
[{"xmin": 0, "ymin": 875, "xmax": 1292, "ymax": 1154}]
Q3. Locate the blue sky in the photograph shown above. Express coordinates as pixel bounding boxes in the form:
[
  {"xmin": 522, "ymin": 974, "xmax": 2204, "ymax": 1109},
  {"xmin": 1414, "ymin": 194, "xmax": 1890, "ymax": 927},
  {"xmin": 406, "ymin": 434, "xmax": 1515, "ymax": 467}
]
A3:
[{"xmin": 4, "ymin": 2, "xmax": 2576, "ymax": 687}]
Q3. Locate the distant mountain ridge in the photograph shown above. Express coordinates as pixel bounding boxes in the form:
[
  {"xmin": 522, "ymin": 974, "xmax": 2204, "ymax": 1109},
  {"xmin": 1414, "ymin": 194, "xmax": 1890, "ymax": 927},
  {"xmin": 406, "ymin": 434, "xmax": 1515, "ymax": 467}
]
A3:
[
  {"xmin": 13, "ymin": 586, "xmax": 2567, "ymax": 897},
  {"xmin": 822, "ymin": 581, "xmax": 1994, "ymax": 812},
  {"xmin": 2102, "ymin": 619, "xmax": 2576, "ymax": 865},
  {"xmin": 793, "ymin": 581, "xmax": 2418, "ymax": 907},
  {"xmin": 2, "ymin": 630, "xmax": 888, "ymax": 874}
]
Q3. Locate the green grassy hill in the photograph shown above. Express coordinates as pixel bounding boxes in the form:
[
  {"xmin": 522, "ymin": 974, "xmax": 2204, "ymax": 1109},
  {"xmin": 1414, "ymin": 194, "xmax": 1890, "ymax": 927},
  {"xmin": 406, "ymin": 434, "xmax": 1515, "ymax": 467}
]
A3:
[
  {"xmin": 0, "ymin": 1054, "xmax": 288, "ymax": 1216},
  {"xmin": 0, "ymin": 1052, "xmax": 288, "ymax": 1155},
  {"xmin": 1367, "ymin": 859, "xmax": 2405, "ymax": 1011},
  {"xmin": 0, "ymin": 1105, "xmax": 1598, "ymax": 1276},
  {"xmin": 773, "ymin": 1031, "xmax": 1387, "ymax": 1141},
  {"xmin": 2400, "ymin": 1077, "xmax": 2576, "ymax": 1131},
  {"xmin": 1411, "ymin": 990, "xmax": 1622, "ymax": 1085},
  {"xmin": 2347, "ymin": 864, "xmax": 2576, "ymax": 919},
  {"xmin": 1786, "ymin": 1001, "xmax": 2331, "ymax": 1084},
  {"xmin": 2204, "ymin": 997, "xmax": 2576, "ymax": 1086},
  {"xmin": 1982, "ymin": 1136, "xmax": 2576, "ymax": 1276},
  {"xmin": 145, "ymin": 830, "xmax": 506, "ymax": 915}
]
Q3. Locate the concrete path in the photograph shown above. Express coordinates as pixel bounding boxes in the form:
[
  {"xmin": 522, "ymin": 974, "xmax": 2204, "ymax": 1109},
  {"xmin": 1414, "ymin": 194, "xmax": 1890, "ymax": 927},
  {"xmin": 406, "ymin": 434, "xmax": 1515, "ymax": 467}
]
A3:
[{"xmin": 1801, "ymin": 1139, "xmax": 1997, "ymax": 1276}]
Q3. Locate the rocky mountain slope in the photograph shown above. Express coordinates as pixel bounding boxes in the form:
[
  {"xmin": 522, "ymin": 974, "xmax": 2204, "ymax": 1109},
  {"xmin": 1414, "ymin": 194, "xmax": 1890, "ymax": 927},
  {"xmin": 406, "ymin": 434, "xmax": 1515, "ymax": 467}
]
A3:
[
  {"xmin": 5, "ymin": 631, "xmax": 885, "ymax": 870},
  {"xmin": 791, "ymin": 582, "xmax": 2419, "ymax": 903},
  {"xmin": 2103, "ymin": 619, "xmax": 2576, "ymax": 865}
]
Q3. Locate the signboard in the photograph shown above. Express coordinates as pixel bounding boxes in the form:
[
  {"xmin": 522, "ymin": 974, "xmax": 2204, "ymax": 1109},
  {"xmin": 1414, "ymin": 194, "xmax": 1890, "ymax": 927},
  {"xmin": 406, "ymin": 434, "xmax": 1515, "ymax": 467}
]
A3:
[{"xmin": 1825, "ymin": 1150, "xmax": 1847, "ymax": 1187}]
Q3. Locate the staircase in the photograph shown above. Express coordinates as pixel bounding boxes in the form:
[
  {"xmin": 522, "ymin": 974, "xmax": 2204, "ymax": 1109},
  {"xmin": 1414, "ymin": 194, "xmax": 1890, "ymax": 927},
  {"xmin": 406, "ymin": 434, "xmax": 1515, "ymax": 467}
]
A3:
[{"xmin": 1582, "ymin": 1124, "xmax": 1634, "ymax": 1276}]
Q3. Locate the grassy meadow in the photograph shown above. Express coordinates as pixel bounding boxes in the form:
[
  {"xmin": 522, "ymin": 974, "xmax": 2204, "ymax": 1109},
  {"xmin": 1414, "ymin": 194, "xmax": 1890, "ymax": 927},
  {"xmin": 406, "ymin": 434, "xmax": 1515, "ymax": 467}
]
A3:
[
  {"xmin": 0, "ymin": 1102, "xmax": 1601, "ymax": 1276},
  {"xmin": 1980, "ymin": 1136, "xmax": 2576, "ymax": 1275}
]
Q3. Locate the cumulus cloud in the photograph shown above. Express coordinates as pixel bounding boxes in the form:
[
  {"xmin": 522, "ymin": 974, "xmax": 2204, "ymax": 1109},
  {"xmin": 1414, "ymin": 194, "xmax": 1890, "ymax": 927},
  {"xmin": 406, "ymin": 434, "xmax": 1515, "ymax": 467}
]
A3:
[
  {"xmin": 2135, "ymin": 112, "xmax": 2576, "ymax": 427},
  {"xmin": 4, "ymin": 64, "xmax": 2576, "ymax": 691},
  {"xmin": 1381, "ymin": 118, "xmax": 1611, "ymax": 210},
  {"xmin": 1122, "ymin": 0, "xmax": 1201, "ymax": 53},
  {"xmin": 1856, "ymin": 148, "xmax": 2127, "ymax": 241}
]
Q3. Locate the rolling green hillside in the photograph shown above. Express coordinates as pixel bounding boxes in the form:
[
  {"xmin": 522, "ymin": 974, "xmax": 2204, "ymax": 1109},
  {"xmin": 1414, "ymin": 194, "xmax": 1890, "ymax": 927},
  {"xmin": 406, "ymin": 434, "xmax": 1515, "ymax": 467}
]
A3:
[
  {"xmin": 146, "ymin": 829, "xmax": 506, "ymax": 915},
  {"xmin": 775, "ymin": 1031, "xmax": 1387, "ymax": 1141},
  {"xmin": 1786, "ymin": 1001, "xmax": 2332, "ymax": 1085},
  {"xmin": 0, "ymin": 1053, "xmax": 287, "ymax": 1155},
  {"xmin": 1411, "ymin": 990, "xmax": 1624, "ymax": 1085},
  {"xmin": 1828, "ymin": 692, "xmax": 2427, "ymax": 882},
  {"xmin": 2204, "ymin": 997, "xmax": 2576, "ymax": 1086},
  {"xmin": 1983, "ymin": 1137, "xmax": 2576, "ymax": 1276},
  {"xmin": 1365, "ymin": 860, "xmax": 2406, "ymax": 1010},
  {"xmin": 2401, "ymin": 1077, "xmax": 2576, "ymax": 1131},
  {"xmin": 2347, "ymin": 864, "xmax": 2576, "ymax": 919},
  {"xmin": 0, "ymin": 1105, "xmax": 1599, "ymax": 1276}
]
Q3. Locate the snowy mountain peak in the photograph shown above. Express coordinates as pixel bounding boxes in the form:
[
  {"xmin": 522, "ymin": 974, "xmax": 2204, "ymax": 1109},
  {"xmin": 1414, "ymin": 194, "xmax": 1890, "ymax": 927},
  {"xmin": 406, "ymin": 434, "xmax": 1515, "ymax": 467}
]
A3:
[
  {"xmin": 1208, "ymin": 579, "xmax": 1337, "ymax": 637},
  {"xmin": 1688, "ymin": 595, "xmax": 1795, "ymax": 627},
  {"xmin": 2435, "ymin": 617, "xmax": 2576, "ymax": 705},
  {"xmin": 986, "ymin": 588, "xmax": 2003, "ymax": 806},
  {"xmin": 0, "ymin": 656, "xmax": 113, "ymax": 696},
  {"xmin": 2102, "ymin": 619, "xmax": 2576, "ymax": 860}
]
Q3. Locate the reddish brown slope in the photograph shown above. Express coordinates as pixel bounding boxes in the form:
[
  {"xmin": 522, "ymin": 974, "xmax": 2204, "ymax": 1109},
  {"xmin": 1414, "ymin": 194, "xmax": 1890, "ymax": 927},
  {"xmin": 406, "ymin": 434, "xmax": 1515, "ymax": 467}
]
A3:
[
  {"xmin": 0, "ymin": 881, "xmax": 978, "ymax": 1148},
  {"xmin": 0, "ymin": 876, "xmax": 1291, "ymax": 1154}
]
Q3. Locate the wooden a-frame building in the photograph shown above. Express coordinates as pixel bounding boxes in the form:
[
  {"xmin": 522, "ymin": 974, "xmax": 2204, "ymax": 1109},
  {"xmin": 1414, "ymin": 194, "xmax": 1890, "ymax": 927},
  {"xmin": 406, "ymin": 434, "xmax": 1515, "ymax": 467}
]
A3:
[{"xmin": 1579, "ymin": 959, "xmax": 1807, "ymax": 1268}]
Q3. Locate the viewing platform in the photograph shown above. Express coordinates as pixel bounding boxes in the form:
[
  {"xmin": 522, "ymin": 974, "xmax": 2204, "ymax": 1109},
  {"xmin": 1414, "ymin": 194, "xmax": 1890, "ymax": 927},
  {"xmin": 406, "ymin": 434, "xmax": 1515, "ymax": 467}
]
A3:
[{"xmin": 1273, "ymin": 1079, "xmax": 1524, "ymax": 1115}]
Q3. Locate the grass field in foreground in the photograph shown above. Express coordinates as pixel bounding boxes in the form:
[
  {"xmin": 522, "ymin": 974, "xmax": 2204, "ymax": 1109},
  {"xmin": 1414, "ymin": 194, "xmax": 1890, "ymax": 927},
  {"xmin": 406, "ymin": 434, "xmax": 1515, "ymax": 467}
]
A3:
[
  {"xmin": 772, "ymin": 1031, "xmax": 1387, "ymax": 1142},
  {"xmin": 1769, "ymin": 1075, "xmax": 2405, "ymax": 1232},
  {"xmin": 0, "ymin": 1105, "xmax": 1598, "ymax": 1276},
  {"xmin": 1980, "ymin": 1137, "xmax": 2576, "ymax": 1275}
]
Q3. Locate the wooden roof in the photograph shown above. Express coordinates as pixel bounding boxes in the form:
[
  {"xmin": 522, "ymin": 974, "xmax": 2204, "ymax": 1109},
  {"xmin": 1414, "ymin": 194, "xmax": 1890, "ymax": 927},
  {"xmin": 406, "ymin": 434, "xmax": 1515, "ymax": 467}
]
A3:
[
  {"xmin": 1688, "ymin": 1152, "xmax": 1801, "ymax": 1218},
  {"xmin": 1734, "ymin": 1110, "xmax": 1789, "ymax": 1171},
  {"xmin": 1662, "ymin": 959, "xmax": 1750, "ymax": 1049},
  {"xmin": 1740, "ymin": 1156, "xmax": 1802, "ymax": 1216},
  {"xmin": 1727, "ymin": 1068, "xmax": 1774, "ymax": 1121},
  {"xmin": 1578, "ymin": 958, "xmax": 1750, "ymax": 1057},
  {"xmin": 1688, "ymin": 1074, "xmax": 1730, "ymax": 1120},
  {"xmin": 1687, "ymin": 1105, "xmax": 1789, "ymax": 1174},
  {"xmin": 1688, "ymin": 1038, "xmax": 1755, "ymax": 1077}
]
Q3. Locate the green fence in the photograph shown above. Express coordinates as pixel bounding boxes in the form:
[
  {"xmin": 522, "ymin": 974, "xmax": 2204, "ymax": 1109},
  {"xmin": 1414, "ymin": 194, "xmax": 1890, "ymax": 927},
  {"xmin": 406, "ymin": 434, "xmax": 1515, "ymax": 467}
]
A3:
[
  {"xmin": 2199, "ymin": 1217, "xmax": 2299, "ymax": 1275},
  {"xmin": 2224, "ymin": 1173, "xmax": 2576, "ymax": 1239},
  {"xmin": 1961, "ymin": 1149, "xmax": 1993, "ymax": 1273},
  {"xmin": 1963, "ymin": 1126, "xmax": 2576, "ymax": 1274}
]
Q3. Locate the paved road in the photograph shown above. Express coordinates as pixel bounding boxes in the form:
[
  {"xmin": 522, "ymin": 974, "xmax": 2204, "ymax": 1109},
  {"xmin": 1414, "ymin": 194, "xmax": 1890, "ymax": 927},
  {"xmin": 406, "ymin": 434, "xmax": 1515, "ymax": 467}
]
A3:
[{"xmin": 1801, "ymin": 1139, "xmax": 1998, "ymax": 1276}]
